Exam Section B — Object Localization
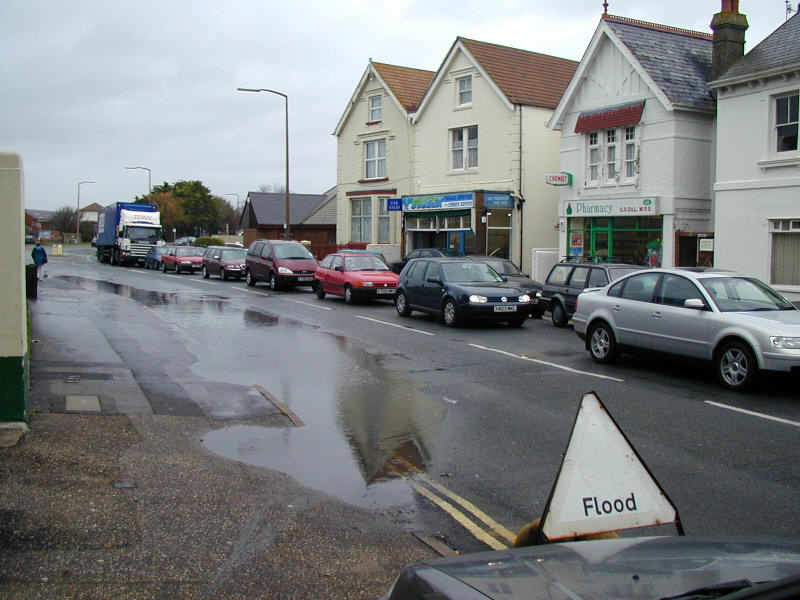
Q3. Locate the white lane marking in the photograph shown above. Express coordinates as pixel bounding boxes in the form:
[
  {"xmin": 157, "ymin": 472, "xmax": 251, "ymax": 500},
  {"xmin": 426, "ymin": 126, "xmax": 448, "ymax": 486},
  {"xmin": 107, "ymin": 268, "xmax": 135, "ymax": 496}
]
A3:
[
  {"xmin": 286, "ymin": 299, "xmax": 332, "ymax": 311},
  {"xmin": 355, "ymin": 315, "xmax": 435, "ymax": 336},
  {"xmin": 242, "ymin": 289, "xmax": 272, "ymax": 297},
  {"xmin": 469, "ymin": 343, "xmax": 624, "ymax": 382},
  {"xmin": 705, "ymin": 401, "xmax": 800, "ymax": 428}
]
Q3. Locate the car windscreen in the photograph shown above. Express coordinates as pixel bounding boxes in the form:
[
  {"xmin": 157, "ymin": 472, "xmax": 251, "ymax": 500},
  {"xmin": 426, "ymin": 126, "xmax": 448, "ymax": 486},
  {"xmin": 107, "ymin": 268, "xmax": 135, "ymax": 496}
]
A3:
[
  {"xmin": 273, "ymin": 244, "xmax": 315, "ymax": 260},
  {"xmin": 220, "ymin": 249, "xmax": 246, "ymax": 260},
  {"xmin": 344, "ymin": 256, "xmax": 388, "ymax": 271},
  {"xmin": 176, "ymin": 247, "xmax": 203, "ymax": 256},
  {"xmin": 483, "ymin": 259, "xmax": 519, "ymax": 276},
  {"xmin": 440, "ymin": 248, "xmax": 463, "ymax": 257},
  {"xmin": 442, "ymin": 261, "xmax": 503, "ymax": 283},
  {"xmin": 700, "ymin": 276, "xmax": 795, "ymax": 312}
]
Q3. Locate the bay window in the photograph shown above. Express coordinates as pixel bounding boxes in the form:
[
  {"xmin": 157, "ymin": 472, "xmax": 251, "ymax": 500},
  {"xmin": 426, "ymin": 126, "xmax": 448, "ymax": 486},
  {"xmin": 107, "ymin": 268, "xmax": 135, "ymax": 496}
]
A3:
[
  {"xmin": 586, "ymin": 126, "xmax": 638, "ymax": 185},
  {"xmin": 351, "ymin": 198, "xmax": 371, "ymax": 242}
]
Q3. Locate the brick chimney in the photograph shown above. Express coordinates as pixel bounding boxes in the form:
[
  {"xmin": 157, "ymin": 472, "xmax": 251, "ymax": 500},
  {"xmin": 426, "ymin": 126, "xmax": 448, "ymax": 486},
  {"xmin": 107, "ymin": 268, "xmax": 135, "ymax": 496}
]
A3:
[{"xmin": 710, "ymin": 0, "xmax": 749, "ymax": 80}]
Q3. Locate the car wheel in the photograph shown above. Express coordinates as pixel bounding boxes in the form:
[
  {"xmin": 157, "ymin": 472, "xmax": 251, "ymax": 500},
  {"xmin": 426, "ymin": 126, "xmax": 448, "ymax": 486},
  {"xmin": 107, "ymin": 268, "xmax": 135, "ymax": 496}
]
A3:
[
  {"xmin": 201, "ymin": 266, "xmax": 209, "ymax": 279},
  {"xmin": 508, "ymin": 317, "xmax": 526, "ymax": 328},
  {"xmin": 716, "ymin": 341, "xmax": 758, "ymax": 391},
  {"xmin": 442, "ymin": 298, "xmax": 460, "ymax": 328},
  {"xmin": 269, "ymin": 272, "xmax": 278, "ymax": 291},
  {"xmin": 314, "ymin": 281, "xmax": 326, "ymax": 299},
  {"xmin": 220, "ymin": 267, "xmax": 227, "ymax": 281},
  {"xmin": 246, "ymin": 270, "xmax": 256, "ymax": 287},
  {"xmin": 395, "ymin": 291, "xmax": 412, "ymax": 317},
  {"xmin": 551, "ymin": 302, "xmax": 568, "ymax": 327},
  {"xmin": 162, "ymin": 262, "xmax": 168, "ymax": 273},
  {"xmin": 344, "ymin": 285, "xmax": 354, "ymax": 305},
  {"xmin": 588, "ymin": 321, "xmax": 618, "ymax": 364}
]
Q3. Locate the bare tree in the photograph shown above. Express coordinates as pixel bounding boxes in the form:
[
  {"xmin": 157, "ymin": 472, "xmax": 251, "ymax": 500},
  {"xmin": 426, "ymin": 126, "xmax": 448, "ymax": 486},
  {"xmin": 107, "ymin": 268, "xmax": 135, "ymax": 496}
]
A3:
[
  {"xmin": 258, "ymin": 184, "xmax": 287, "ymax": 193},
  {"xmin": 50, "ymin": 206, "xmax": 77, "ymax": 235}
]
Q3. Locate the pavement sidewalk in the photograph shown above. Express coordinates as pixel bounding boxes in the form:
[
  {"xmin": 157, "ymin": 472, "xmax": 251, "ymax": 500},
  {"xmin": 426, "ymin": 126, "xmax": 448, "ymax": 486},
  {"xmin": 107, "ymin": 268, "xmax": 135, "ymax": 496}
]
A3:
[{"xmin": 0, "ymin": 279, "xmax": 435, "ymax": 599}]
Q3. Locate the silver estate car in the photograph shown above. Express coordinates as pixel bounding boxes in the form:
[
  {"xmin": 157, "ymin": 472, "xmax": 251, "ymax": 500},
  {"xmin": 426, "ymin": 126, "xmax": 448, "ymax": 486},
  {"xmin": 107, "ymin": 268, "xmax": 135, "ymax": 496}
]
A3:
[{"xmin": 572, "ymin": 268, "xmax": 800, "ymax": 391}]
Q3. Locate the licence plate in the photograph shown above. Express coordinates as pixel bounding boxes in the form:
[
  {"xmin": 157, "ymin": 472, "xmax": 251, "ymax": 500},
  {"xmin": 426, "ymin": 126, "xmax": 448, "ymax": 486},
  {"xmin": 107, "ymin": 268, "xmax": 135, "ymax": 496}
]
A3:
[
  {"xmin": 376, "ymin": 288, "xmax": 395, "ymax": 294},
  {"xmin": 494, "ymin": 305, "xmax": 517, "ymax": 312},
  {"xmin": 298, "ymin": 276, "xmax": 314, "ymax": 282}
]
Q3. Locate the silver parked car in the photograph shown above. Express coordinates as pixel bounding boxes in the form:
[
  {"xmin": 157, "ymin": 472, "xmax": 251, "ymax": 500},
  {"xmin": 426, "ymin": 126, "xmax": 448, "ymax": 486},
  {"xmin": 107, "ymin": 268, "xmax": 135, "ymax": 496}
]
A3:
[{"xmin": 572, "ymin": 267, "xmax": 800, "ymax": 391}]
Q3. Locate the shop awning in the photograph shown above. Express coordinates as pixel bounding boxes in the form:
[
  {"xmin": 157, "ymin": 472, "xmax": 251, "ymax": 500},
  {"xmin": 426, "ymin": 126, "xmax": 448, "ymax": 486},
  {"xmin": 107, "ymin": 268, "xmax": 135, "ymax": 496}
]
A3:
[
  {"xmin": 574, "ymin": 101, "xmax": 645, "ymax": 133},
  {"xmin": 403, "ymin": 209, "xmax": 471, "ymax": 219}
]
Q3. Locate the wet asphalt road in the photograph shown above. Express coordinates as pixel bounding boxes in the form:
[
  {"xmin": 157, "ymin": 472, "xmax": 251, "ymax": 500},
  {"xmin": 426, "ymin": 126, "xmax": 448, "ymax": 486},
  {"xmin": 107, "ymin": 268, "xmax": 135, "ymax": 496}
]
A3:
[{"xmin": 36, "ymin": 247, "xmax": 800, "ymax": 554}]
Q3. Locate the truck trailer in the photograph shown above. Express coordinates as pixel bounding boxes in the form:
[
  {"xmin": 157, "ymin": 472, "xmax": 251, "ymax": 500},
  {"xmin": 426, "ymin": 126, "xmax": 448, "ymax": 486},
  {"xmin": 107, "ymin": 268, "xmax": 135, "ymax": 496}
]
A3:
[{"xmin": 95, "ymin": 202, "xmax": 163, "ymax": 266}]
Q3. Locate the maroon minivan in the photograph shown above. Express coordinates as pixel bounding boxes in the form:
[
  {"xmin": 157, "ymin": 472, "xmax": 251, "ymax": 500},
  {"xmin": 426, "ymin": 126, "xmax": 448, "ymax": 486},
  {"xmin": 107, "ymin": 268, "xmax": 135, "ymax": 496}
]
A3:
[{"xmin": 244, "ymin": 239, "xmax": 318, "ymax": 290}]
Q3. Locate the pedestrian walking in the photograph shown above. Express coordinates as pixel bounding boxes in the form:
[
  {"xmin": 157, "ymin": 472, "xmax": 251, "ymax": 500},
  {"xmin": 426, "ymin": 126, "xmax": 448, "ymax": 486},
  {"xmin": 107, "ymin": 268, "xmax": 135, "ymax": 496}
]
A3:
[{"xmin": 31, "ymin": 240, "xmax": 47, "ymax": 279}]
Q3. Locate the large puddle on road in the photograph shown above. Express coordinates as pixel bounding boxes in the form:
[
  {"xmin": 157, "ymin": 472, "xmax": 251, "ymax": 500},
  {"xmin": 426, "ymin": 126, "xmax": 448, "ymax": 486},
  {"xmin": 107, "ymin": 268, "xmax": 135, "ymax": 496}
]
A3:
[{"xmin": 60, "ymin": 274, "xmax": 447, "ymax": 513}]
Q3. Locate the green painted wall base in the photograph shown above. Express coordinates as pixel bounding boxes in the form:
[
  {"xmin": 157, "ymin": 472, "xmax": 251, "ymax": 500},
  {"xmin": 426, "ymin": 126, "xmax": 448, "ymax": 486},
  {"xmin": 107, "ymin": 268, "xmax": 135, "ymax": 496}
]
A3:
[{"xmin": 0, "ymin": 353, "xmax": 30, "ymax": 422}]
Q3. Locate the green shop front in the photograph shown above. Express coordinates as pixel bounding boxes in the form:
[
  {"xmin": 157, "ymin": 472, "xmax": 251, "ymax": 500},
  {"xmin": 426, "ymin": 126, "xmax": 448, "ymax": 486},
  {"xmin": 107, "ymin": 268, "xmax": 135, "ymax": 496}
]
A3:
[
  {"xmin": 562, "ymin": 197, "xmax": 663, "ymax": 267},
  {"xmin": 401, "ymin": 191, "xmax": 516, "ymax": 259}
]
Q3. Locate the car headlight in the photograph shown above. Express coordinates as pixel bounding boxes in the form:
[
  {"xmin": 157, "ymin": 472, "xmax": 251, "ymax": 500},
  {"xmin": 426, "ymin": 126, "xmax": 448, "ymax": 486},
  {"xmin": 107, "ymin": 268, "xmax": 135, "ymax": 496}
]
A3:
[
  {"xmin": 518, "ymin": 294, "xmax": 531, "ymax": 303},
  {"xmin": 770, "ymin": 336, "xmax": 800, "ymax": 349},
  {"xmin": 535, "ymin": 290, "xmax": 542, "ymax": 299},
  {"xmin": 278, "ymin": 266, "xmax": 293, "ymax": 274},
  {"xmin": 469, "ymin": 295, "xmax": 488, "ymax": 303}
]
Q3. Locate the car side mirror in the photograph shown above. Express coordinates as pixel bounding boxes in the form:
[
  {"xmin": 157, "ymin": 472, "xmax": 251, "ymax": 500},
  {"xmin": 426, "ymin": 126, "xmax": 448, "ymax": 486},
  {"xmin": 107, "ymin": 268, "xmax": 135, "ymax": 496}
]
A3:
[
  {"xmin": 684, "ymin": 298, "xmax": 706, "ymax": 310},
  {"xmin": 501, "ymin": 275, "xmax": 508, "ymax": 282}
]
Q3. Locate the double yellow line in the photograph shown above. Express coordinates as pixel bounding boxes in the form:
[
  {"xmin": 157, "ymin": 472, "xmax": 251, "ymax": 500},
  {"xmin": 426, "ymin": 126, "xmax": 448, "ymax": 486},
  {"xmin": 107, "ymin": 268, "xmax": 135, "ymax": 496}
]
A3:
[{"xmin": 389, "ymin": 456, "xmax": 517, "ymax": 551}]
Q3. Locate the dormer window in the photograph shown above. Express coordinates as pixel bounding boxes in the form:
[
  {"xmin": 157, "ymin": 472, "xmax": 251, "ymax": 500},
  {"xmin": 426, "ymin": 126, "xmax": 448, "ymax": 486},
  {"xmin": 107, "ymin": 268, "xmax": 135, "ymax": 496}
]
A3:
[
  {"xmin": 369, "ymin": 95, "xmax": 382, "ymax": 122},
  {"xmin": 457, "ymin": 76, "xmax": 472, "ymax": 105}
]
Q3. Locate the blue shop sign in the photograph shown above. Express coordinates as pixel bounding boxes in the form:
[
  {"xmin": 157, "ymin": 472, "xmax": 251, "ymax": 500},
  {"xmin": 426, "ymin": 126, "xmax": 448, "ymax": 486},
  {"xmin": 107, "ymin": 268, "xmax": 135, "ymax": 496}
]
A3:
[
  {"xmin": 402, "ymin": 192, "xmax": 474, "ymax": 211},
  {"xmin": 387, "ymin": 198, "xmax": 402, "ymax": 211},
  {"xmin": 484, "ymin": 192, "xmax": 513, "ymax": 208}
]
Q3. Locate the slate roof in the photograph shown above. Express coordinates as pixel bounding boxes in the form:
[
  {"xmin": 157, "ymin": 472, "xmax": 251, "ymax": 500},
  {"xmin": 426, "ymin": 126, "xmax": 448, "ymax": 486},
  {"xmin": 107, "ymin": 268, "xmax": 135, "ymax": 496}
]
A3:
[
  {"xmin": 602, "ymin": 14, "xmax": 715, "ymax": 112},
  {"xmin": 245, "ymin": 192, "xmax": 331, "ymax": 226},
  {"xmin": 711, "ymin": 10, "xmax": 800, "ymax": 84},
  {"xmin": 458, "ymin": 38, "xmax": 578, "ymax": 109},
  {"xmin": 372, "ymin": 62, "xmax": 435, "ymax": 113}
]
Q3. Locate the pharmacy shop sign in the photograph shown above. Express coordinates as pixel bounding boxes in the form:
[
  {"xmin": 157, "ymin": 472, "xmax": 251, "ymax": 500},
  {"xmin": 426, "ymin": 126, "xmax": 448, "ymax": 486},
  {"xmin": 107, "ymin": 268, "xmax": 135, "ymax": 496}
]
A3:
[{"xmin": 565, "ymin": 197, "xmax": 658, "ymax": 218}]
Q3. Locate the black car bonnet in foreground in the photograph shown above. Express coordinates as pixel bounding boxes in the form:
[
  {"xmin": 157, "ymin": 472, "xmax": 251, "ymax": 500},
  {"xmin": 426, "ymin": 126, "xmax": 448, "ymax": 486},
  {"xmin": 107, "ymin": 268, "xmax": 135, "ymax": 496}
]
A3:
[{"xmin": 383, "ymin": 536, "xmax": 800, "ymax": 600}]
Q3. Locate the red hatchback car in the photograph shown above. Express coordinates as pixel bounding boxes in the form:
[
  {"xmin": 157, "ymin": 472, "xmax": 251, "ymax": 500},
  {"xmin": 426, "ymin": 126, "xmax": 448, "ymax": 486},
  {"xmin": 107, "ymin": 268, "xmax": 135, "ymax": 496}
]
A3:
[
  {"xmin": 314, "ymin": 252, "xmax": 399, "ymax": 304},
  {"xmin": 161, "ymin": 246, "xmax": 204, "ymax": 273}
]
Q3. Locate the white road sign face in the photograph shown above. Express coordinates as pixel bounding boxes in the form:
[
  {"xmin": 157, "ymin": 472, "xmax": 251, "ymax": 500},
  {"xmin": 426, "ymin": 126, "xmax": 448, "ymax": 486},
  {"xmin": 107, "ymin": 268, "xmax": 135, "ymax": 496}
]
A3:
[{"xmin": 542, "ymin": 392, "xmax": 677, "ymax": 540}]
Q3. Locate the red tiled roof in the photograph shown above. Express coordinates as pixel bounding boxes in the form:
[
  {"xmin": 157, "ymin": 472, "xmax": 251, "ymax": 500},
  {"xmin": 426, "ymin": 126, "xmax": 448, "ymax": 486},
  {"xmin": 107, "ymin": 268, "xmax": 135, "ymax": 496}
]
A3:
[
  {"xmin": 459, "ymin": 38, "xmax": 578, "ymax": 108},
  {"xmin": 574, "ymin": 101, "xmax": 645, "ymax": 133},
  {"xmin": 372, "ymin": 62, "xmax": 435, "ymax": 113}
]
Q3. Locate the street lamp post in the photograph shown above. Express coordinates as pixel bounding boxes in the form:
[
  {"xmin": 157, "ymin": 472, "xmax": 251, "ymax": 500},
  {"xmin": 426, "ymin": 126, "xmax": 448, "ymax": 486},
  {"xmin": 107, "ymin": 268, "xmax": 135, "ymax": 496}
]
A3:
[
  {"xmin": 125, "ymin": 166, "xmax": 152, "ymax": 195},
  {"xmin": 223, "ymin": 194, "xmax": 240, "ymax": 237},
  {"xmin": 237, "ymin": 87, "xmax": 290, "ymax": 238},
  {"xmin": 77, "ymin": 180, "xmax": 95, "ymax": 243}
]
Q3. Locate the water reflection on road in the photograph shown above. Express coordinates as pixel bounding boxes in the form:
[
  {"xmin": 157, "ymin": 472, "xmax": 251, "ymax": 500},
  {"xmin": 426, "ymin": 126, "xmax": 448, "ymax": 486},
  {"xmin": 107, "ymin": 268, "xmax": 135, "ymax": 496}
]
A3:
[{"xmin": 63, "ymin": 275, "xmax": 446, "ymax": 511}]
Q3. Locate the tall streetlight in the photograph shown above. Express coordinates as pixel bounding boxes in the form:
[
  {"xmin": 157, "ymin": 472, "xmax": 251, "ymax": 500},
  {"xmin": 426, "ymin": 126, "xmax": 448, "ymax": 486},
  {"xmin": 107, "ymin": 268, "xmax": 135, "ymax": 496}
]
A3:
[
  {"xmin": 125, "ymin": 165, "xmax": 152, "ymax": 195},
  {"xmin": 77, "ymin": 180, "xmax": 95, "ymax": 243},
  {"xmin": 237, "ymin": 87, "xmax": 290, "ymax": 238}
]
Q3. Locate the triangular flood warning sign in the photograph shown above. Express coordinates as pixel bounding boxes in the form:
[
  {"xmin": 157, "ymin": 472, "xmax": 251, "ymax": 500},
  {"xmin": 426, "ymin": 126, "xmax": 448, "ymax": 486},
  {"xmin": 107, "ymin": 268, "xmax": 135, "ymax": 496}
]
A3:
[{"xmin": 541, "ymin": 392, "xmax": 679, "ymax": 541}]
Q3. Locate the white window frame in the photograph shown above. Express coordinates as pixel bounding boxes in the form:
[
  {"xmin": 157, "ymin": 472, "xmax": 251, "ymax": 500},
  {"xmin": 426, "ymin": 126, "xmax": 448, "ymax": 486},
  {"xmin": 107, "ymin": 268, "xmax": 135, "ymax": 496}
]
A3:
[
  {"xmin": 585, "ymin": 126, "xmax": 638, "ymax": 185},
  {"xmin": 774, "ymin": 92, "xmax": 799, "ymax": 155},
  {"xmin": 378, "ymin": 197, "xmax": 390, "ymax": 243},
  {"xmin": 364, "ymin": 139, "xmax": 386, "ymax": 179},
  {"xmin": 770, "ymin": 219, "xmax": 800, "ymax": 286},
  {"xmin": 451, "ymin": 125, "xmax": 478, "ymax": 171},
  {"xmin": 351, "ymin": 197, "xmax": 372, "ymax": 242},
  {"xmin": 369, "ymin": 95, "xmax": 382, "ymax": 122},
  {"xmin": 457, "ymin": 76, "xmax": 472, "ymax": 105}
]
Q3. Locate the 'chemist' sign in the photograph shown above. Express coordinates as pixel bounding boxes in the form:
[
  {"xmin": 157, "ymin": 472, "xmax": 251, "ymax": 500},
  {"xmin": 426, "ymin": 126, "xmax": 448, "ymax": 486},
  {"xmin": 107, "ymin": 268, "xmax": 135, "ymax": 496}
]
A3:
[{"xmin": 540, "ymin": 392, "xmax": 680, "ymax": 540}]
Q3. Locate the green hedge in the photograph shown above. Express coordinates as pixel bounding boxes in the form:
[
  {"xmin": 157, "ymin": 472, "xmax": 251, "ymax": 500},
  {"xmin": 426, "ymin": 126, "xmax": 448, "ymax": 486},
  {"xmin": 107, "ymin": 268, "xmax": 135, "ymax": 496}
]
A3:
[{"xmin": 193, "ymin": 237, "xmax": 225, "ymax": 248}]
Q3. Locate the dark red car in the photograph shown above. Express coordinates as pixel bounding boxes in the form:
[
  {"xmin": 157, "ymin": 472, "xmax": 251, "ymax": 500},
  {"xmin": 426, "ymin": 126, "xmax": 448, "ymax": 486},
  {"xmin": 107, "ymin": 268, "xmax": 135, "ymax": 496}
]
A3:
[
  {"xmin": 161, "ymin": 246, "xmax": 204, "ymax": 274},
  {"xmin": 201, "ymin": 246, "xmax": 247, "ymax": 280},
  {"xmin": 314, "ymin": 252, "xmax": 399, "ymax": 304}
]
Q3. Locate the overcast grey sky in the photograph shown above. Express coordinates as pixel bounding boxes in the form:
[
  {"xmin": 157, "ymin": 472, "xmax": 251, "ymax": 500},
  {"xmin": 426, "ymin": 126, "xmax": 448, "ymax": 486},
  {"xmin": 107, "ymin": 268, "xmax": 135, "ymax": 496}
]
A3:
[{"xmin": 2, "ymin": 0, "xmax": 788, "ymax": 212}]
